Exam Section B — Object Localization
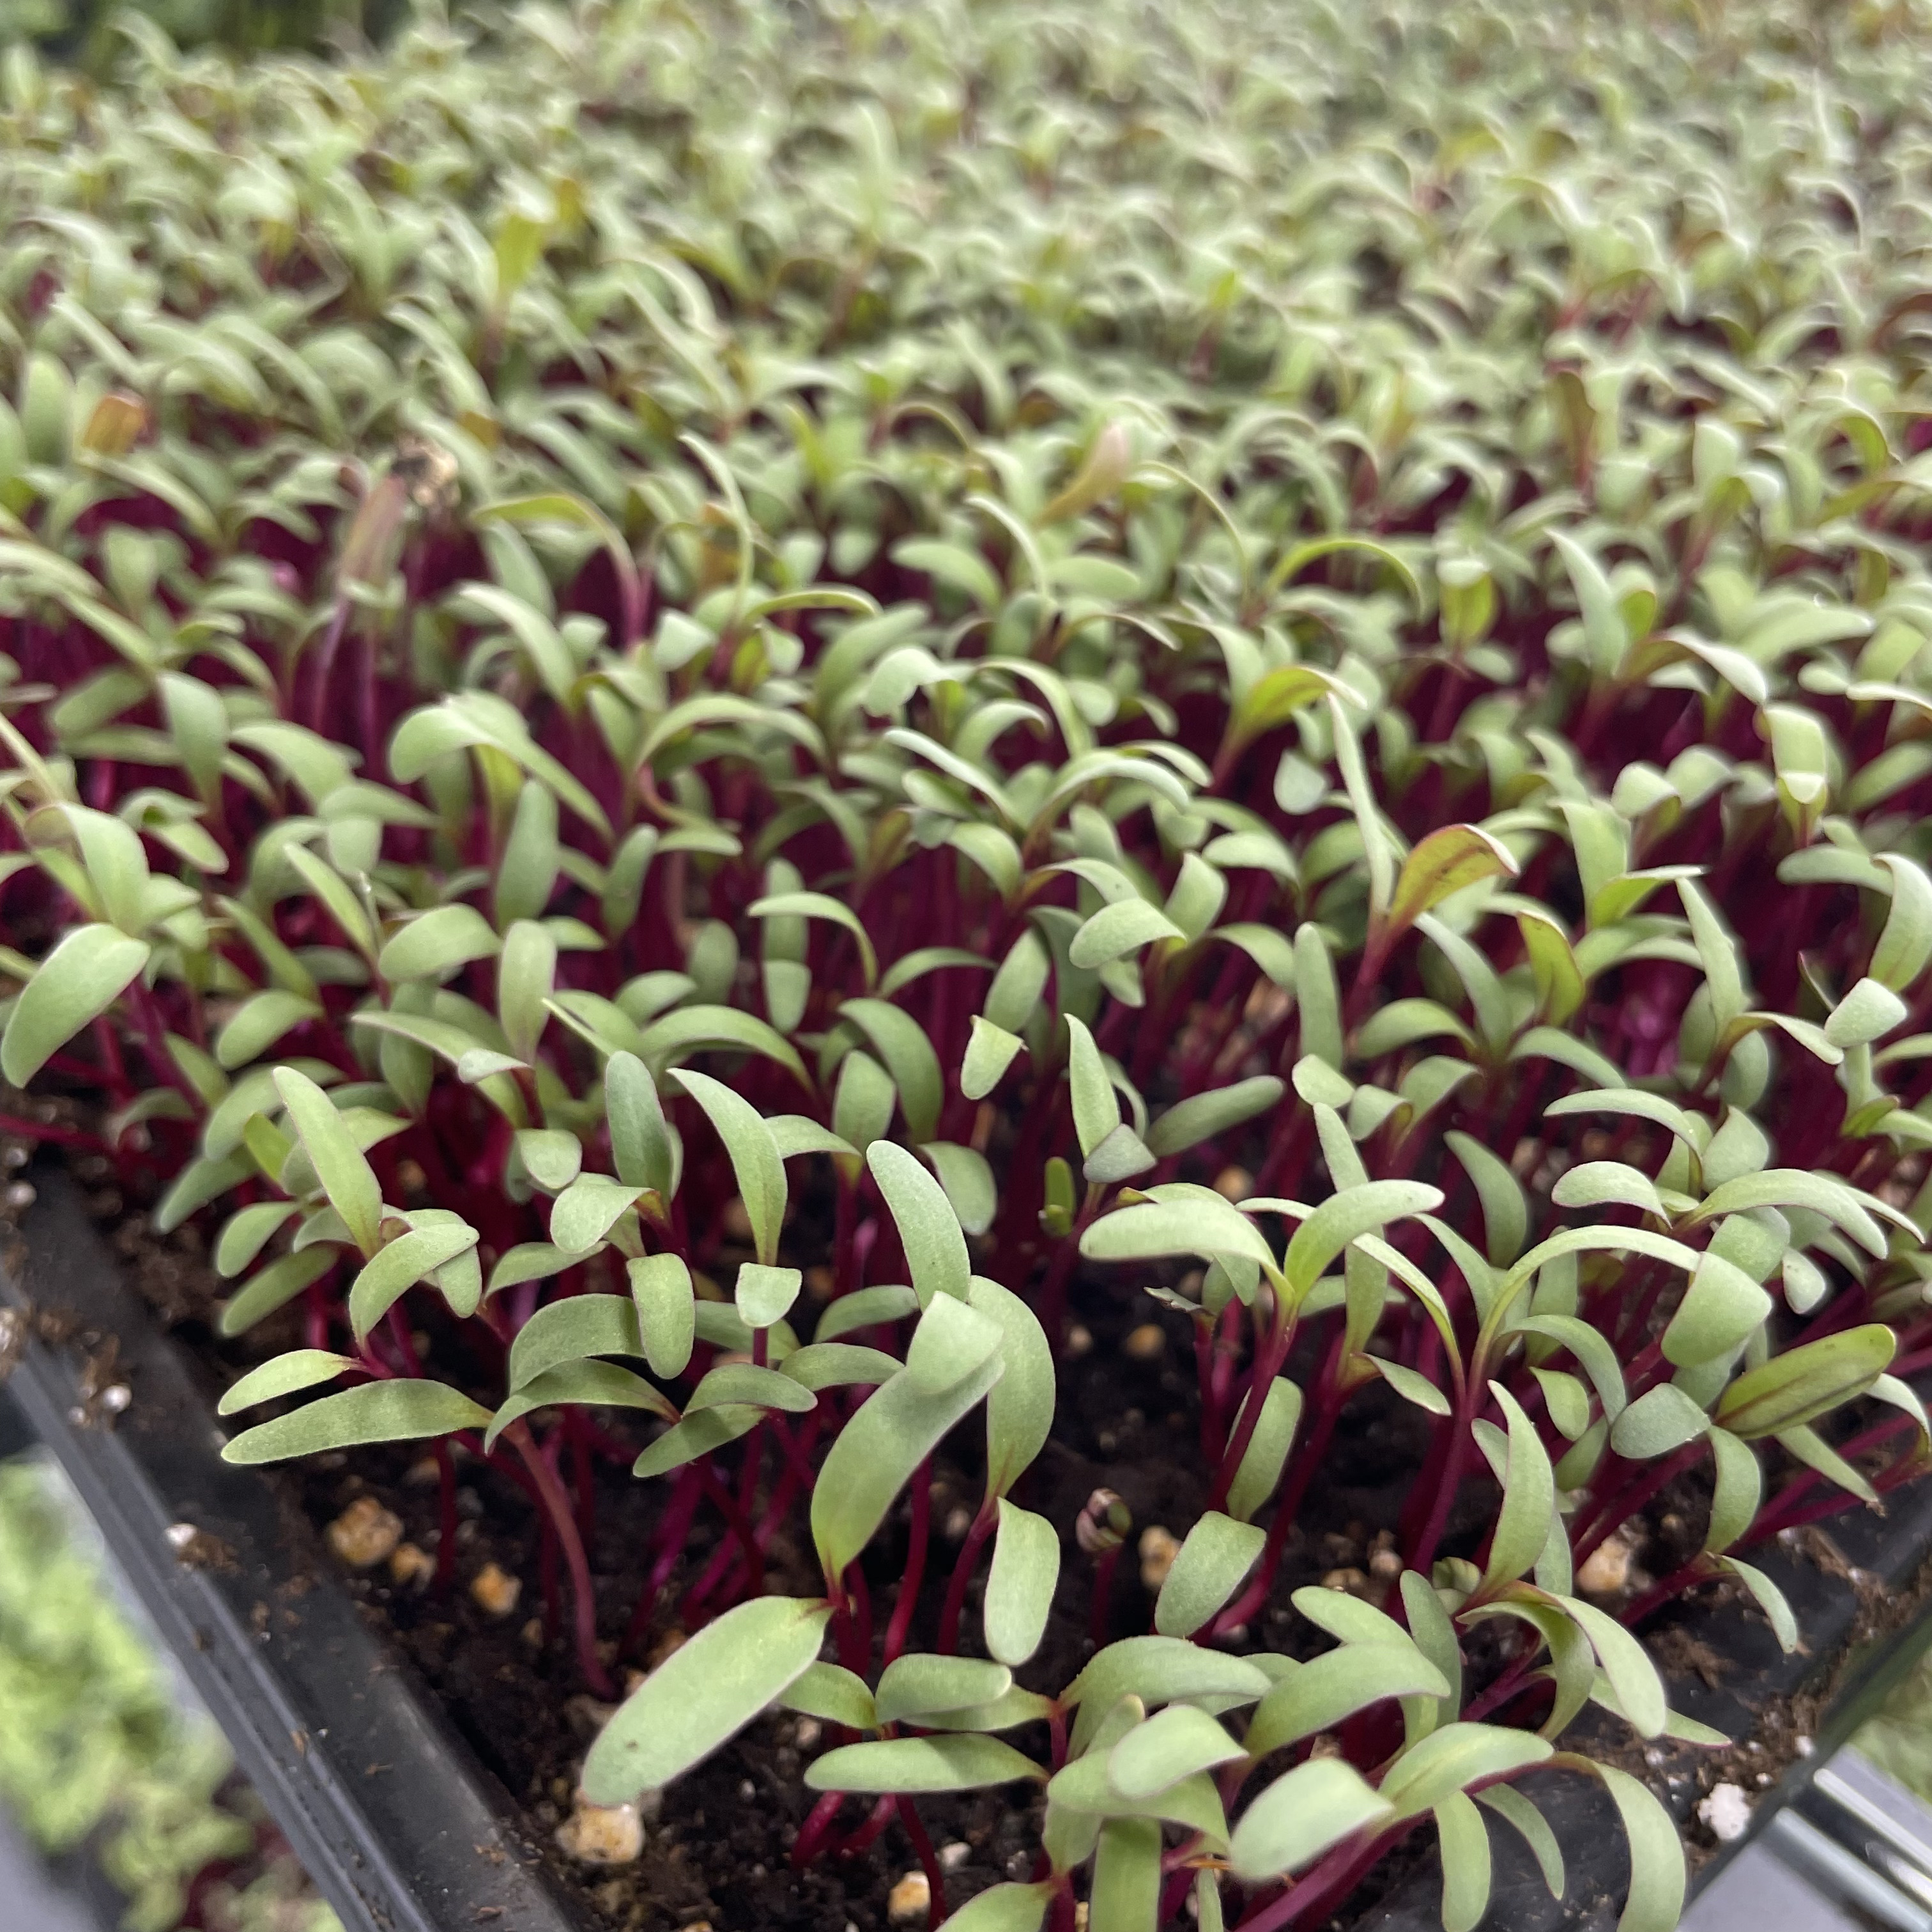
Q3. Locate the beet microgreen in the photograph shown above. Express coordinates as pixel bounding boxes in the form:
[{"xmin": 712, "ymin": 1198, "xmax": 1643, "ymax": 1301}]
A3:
[{"xmin": 7, "ymin": 0, "xmax": 1932, "ymax": 1926}]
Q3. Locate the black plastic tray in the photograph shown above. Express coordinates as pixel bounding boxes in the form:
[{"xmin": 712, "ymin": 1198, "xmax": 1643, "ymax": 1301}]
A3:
[{"xmin": 0, "ymin": 1174, "xmax": 583, "ymax": 1932}]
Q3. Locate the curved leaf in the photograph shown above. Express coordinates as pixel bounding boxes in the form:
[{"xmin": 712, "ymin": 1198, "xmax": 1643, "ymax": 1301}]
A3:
[
  {"xmin": 1229, "ymin": 1759, "xmax": 1392, "ymax": 1881},
  {"xmin": 377, "ymin": 903, "xmax": 500, "ymax": 982},
  {"xmin": 1388, "ymin": 825, "xmax": 1517, "ymax": 937},
  {"xmin": 1377, "ymin": 1722, "xmax": 1552, "ymax": 1820},
  {"xmin": 1, "ymin": 924, "xmax": 151, "ymax": 1087},
  {"xmin": 484, "ymin": 1360, "xmax": 677, "ymax": 1450},
  {"xmin": 805, "ymin": 1735, "xmax": 1041, "ymax": 1794},
  {"xmin": 217, "ymin": 1350, "xmax": 356, "ymax": 1416},
  {"xmin": 222, "ymin": 1379, "xmax": 491, "ymax": 1464},
  {"xmin": 1715, "ymin": 1324, "xmax": 1897, "ymax": 1438},
  {"xmin": 508, "ymin": 1294, "xmax": 643, "ymax": 1388},
  {"xmin": 875, "ymin": 1655, "xmax": 1012, "ymax": 1726},
  {"xmin": 984, "ymin": 1499, "xmax": 1059, "ymax": 1667},
  {"xmin": 273, "ymin": 1066, "xmax": 383, "ymax": 1257},
  {"xmin": 1595, "ymin": 1763, "xmax": 1685, "ymax": 1932},
  {"xmin": 970, "ymin": 1275, "xmax": 1055, "ymax": 1496},
  {"xmin": 935, "ymin": 1884, "xmax": 1051, "ymax": 1932},
  {"xmin": 1245, "ymin": 1645, "xmax": 1452, "ymax": 1761},
  {"xmin": 673, "ymin": 1069, "xmax": 786, "ymax": 1267},
  {"xmin": 840, "ymin": 998, "xmax": 943, "ymax": 1142},
  {"xmin": 811, "ymin": 1353, "xmax": 1005, "ymax": 1581},
  {"xmin": 582, "ymin": 1597, "xmax": 831, "ymax": 1802},
  {"xmin": 349, "ymin": 1222, "xmax": 479, "ymax": 1339},
  {"xmin": 1153, "ymin": 1512, "xmax": 1266, "ymax": 1638},
  {"xmin": 869, "ymin": 1140, "xmax": 970, "ymax": 1307},
  {"xmin": 1146, "ymin": 1077, "xmax": 1285, "ymax": 1160}
]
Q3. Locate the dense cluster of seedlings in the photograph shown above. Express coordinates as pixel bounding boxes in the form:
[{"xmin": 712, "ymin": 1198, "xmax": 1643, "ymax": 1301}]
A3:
[
  {"xmin": 8, "ymin": 0, "xmax": 1932, "ymax": 1926},
  {"xmin": 0, "ymin": 1461, "xmax": 342, "ymax": 1932},
  {"xmin": 9, "ymin": 0, "xmax": 408, "ymax": 65}
]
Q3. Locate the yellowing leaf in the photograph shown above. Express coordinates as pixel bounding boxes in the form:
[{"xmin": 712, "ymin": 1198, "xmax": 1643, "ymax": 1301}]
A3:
[{"xmin": 1386, "ymin": 824, "xmax": 1518, "ymax": 939}]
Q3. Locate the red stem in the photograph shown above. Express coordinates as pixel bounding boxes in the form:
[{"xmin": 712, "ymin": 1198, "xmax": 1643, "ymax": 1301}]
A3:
[
  {"xmin": 936, "ymin": 1499, "xmax": 997, "ymax": 1655},
  {"xmin": 625, "ymin": 1464, "xmax": 703, "ymax": 1651},
  {"xmin": 506, "ymin": 1420, "xmax": 614, "ymax": 1696},
  {"xmin": 882, "ymin": 1459, "xmax": 932, "ymax": 1665},
  {"xmin": 1091, "ymin": 1543, "xmax": 1125, "ymax": 1649},
  {"xmin": 1213, "ymin": 1400, "xmax": 1338, "ymax": 1637},
  {"xmin": 1206, "ymin": 1310, "xmax": 1296, "ymax": 1513},
  {"xmin": 792, "ymin": 1791, "xmax": 847, "ymax": 1871},
  {"xmin": 896, "ymin": 1796, "xmax": 948, "ymax": 1929},
  {"xmin": 690, "ymin": 1462, "xmax": 765, "ymax": 1609}
]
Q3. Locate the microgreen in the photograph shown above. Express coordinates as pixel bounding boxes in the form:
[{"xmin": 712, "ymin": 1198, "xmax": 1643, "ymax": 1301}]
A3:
[{"xmin": 6, "ymin": 0, "xmax": 1932, "ymax": 1925}]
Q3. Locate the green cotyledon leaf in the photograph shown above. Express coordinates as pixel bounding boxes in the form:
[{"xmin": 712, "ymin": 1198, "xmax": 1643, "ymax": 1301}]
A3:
[
  {"xmin": 868, "ymin": 1140, "xmax": 970, "ymax": 1307},
  {"xmin": 1244, "ymin": 1645, "xmax": 1452, "ymax": 1760},
  {"xmin": 1080, "ymin": 1193, "xmax": 1276, "ymax": 1273},
  {"xmin": 583, "ymin": 1597, "xmax": 831, "ymax": 1802},
  {"xmin": 1106, "ymin": 1704, "xmax": 1245, "ymax": 1799},
  {"xmin": 0, "ymin": 925, "xmax": 151, "ymax": 1088},
  {"xmin": 874, "ymin": 1655, "xmax": 1011, "ymax": 1725},
  {"xmin": 1384, "ymin": 824, "xmax": 1517, "ymax": 939},
  {"xmin": 217, "ymin": 1351, "xmax": 357, "ymax": 1415},
  {"xmin": 605, "ymin": 1050, "xmax": 677, "ymax": 1198},
  {"xmin": 1145, "ymin": 1077, "xmax": 1285, "ymax": 1160},
  {"xmin": 1065, "ymin": 1640, "xmax": 1270, "ymax": 1755},
  {"xmin": 1229, "ymin": 1759, "xmax": 1393, "ymax": 1881},
  {"xmin": 811, "ymin": 1349, "xmax": 1005, "ymax": 1582},
  {"xmin": 1153, "ymin": 1512, "xmax": 1265, "ymax": 1638},
  {"xmin": 932, "ymin": 1885, "xmax": 1051, "ymax": 1932},
  {"xmin": 780, "ymin": 1662, "xmax": 877, "ymax": 1731},
  {"xmin": 806, "ymin": 1735, "xmax": 1041, "ymax": 1794},
  {"xmin": 672, "ymin": 1068, "xmax": 786, "ymax": 1266},
  {"xmin": 1436, "ymin": 1789, "xmax": 1493, "ymax": 1932},
  {"xmin": 1283, "ymin": 1181, "xmax": 1444, "ymax": 1301},
  {"xmin": 983, "ymin": 1499, "xmax": 1060, "ymax": 1667},
  {"xmin": 376, "ymin": 903, "xmax": 500, "ymax": 981},
  {"xmin": 1714, "ymin": 1325, "xmax": 1897, "ymax": 1438},
  {"xmin": 348, "ymin": 1221, "xmax": 479, "ymax": 1338},
  {"xmin": 1592, "ymin": 1761, "xmax": 1686, "ymax": 1932},
  {"xmin": 484, "ymin": 1361, "xmax": 676, "ymax": 1450},
  {"xmin": 1377, "ymin": 1722, "xmax": 1552, "ymax": 1820},
  {"xmin": 969, "ymin": 1275, "xmax": 1054, "ymax": 1496},
  {"xmin": 273, "ymin": 1066, "xmax": 383, "ymax": 1257},
  {"xmin": 222, "ymin": 1380, "xmax": 492, "ymax": 1464}
]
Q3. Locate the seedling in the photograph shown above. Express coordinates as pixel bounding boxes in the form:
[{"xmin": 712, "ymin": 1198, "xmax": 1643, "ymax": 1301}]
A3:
[{"xmin": 4, "ymin": 3, "xmax": 1932, "ymax": 1927}]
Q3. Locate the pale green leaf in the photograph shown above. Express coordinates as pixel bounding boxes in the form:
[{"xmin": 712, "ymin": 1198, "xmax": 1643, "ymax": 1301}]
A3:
[
  {"xmin": 1595, "ymin": 1763, "xmax": 1685, "ymax": 1932},
  {"xmin": 217, "ymin": 1350, "xmax": 356, "ymax": 1416},
  {"xmin": 582, "ymin": 1597, "xmax": 831, "ymax": 1801},
  {"xmin": 805, "ymin": 1735, "xmax": 1041, "ymax": 1794},
  {"xmin": 870, "ymin": 1140, "xmax": 970, "ymax": 1306},
  {"xmin": 811, "ymin": 1353, "xmax": 1004, "ymax": 1581},
  {"xmin": 273, "ymin": 1066, "xmax": 383, "ymax": 1256},
  {"xmin": 984, "ymin": 1499, "xmax": 1060, "ymax": 1667},
  {"xmin": 1, "ymin": 925, "xmax": 151, "ymax": 1087},
  {"xmin": 1153, "ymin": 1512, "xmax": 1266, "ymax": 1638},
  {"xmin": 222, "ymin": 1379, "xmax": 491, "ymax": 1464},
  {"xmin": 1229, "ymin": 1759, "xmax": 1392, "ymax": 1881},
  {"xmin": 673, "ymin": 1068, "xmax": 786, "ymax": 1266}
]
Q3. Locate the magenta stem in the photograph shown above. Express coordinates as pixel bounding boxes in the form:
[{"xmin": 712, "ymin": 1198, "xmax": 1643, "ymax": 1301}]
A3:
[
  {"xmin": 505, "ymin": 1420, "xmax": 614, "ymax": 1696},
  {"xmin": 882, "ymin": 1458, "xmax": 932, "ymax": 1665},
  {"xmin": 936, "ymin": 1499, "xmax": 997, "ymax": 1655}
]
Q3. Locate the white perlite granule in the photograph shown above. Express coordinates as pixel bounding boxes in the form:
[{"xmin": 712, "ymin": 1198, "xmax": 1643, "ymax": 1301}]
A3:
[{"xmin": 1698, "ymin": 1782, "xmax": 1752, "ymax": 1843}]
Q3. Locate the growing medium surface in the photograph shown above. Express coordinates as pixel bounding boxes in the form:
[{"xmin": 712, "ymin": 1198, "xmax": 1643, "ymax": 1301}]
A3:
[{"xmin": 5, "ymin": 0, "xmax": 1932, "ymax": 1926}]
